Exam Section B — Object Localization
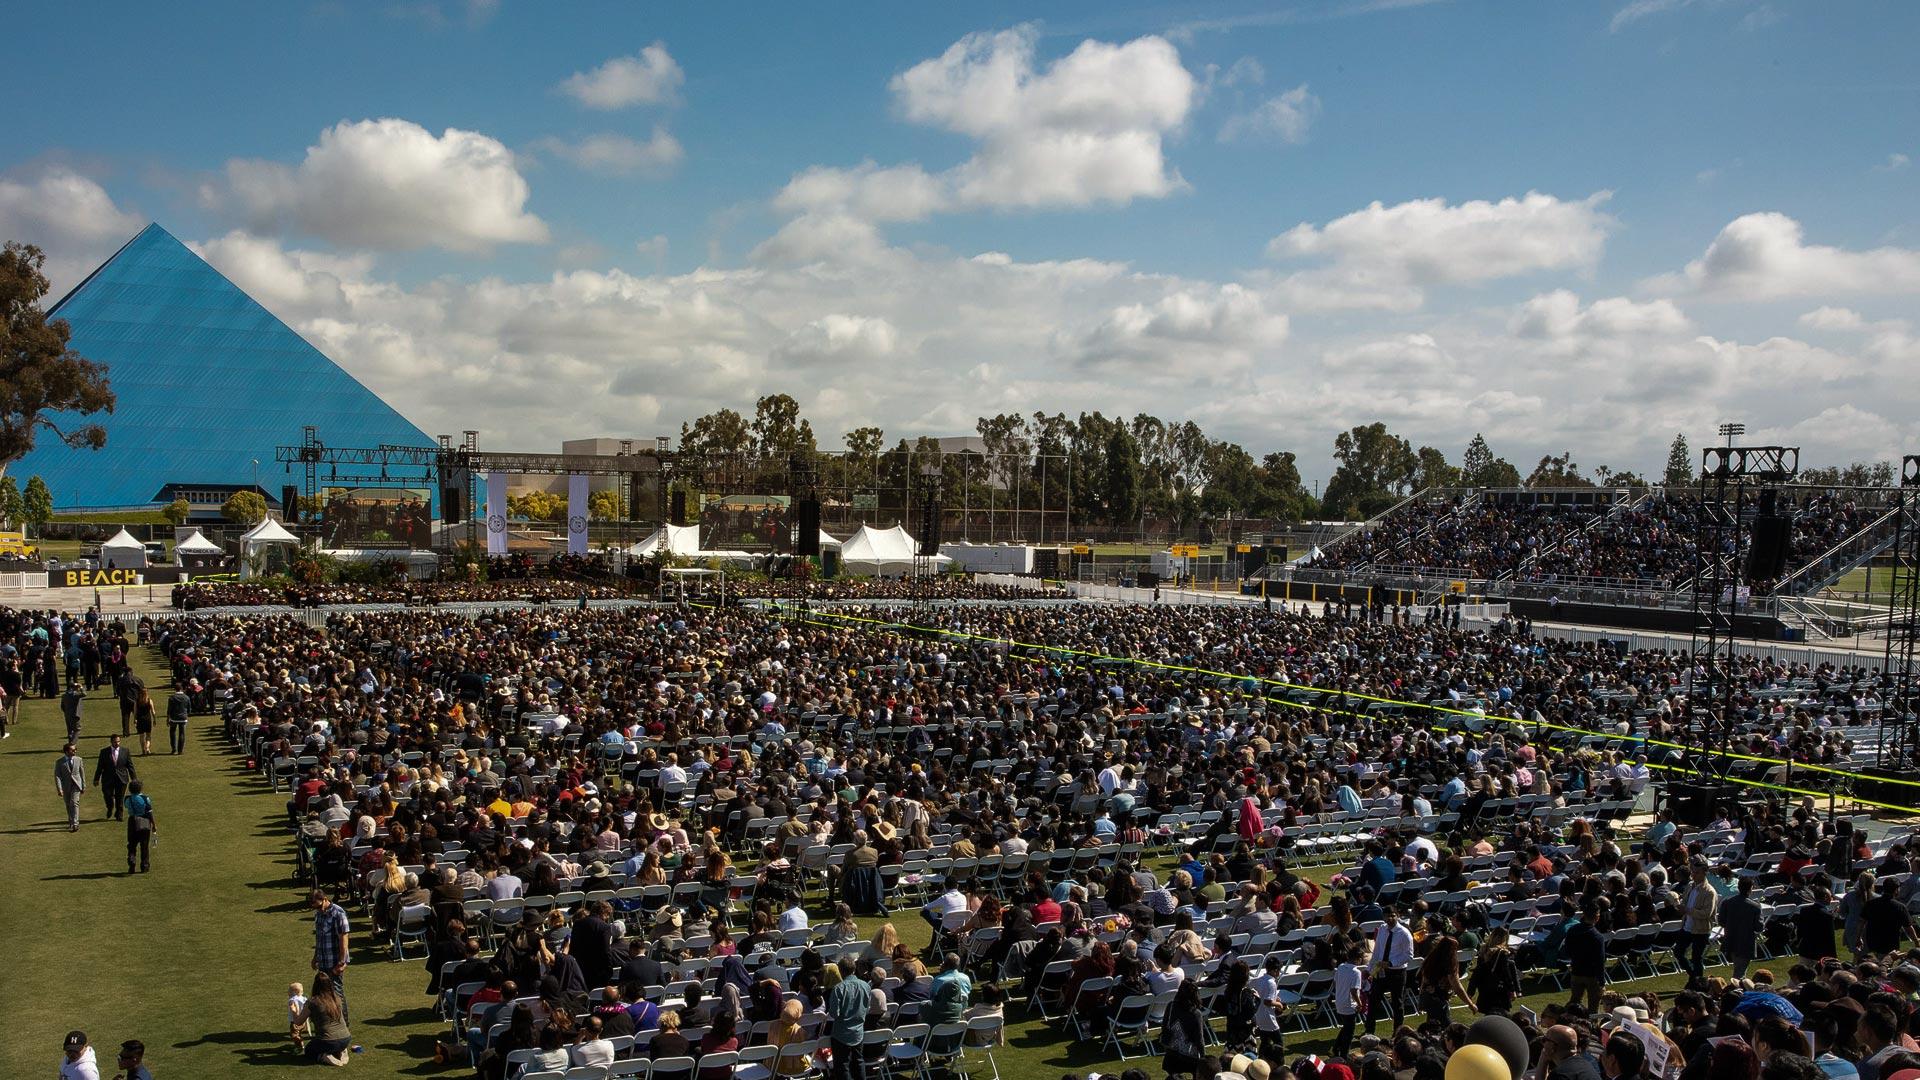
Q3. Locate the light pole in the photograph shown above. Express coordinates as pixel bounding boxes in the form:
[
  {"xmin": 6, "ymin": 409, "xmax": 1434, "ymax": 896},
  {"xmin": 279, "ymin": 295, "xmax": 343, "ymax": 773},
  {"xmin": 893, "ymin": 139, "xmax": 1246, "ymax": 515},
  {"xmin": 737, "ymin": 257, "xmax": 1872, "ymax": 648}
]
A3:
[{"xmin": 1718, "ymin": 422, "xmax": 1745, "ymax": 448}]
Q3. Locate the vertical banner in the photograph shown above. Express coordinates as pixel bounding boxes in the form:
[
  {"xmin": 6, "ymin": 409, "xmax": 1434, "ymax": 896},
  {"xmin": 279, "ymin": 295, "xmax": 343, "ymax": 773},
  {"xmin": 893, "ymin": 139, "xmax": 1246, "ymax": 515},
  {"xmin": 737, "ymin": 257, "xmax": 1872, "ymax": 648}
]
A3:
[
  {"xmin": 485, "ymin": 470, "xmax": 508, "ymax": 555},
  {"xmin": 566, "ymin": 474, "xmax": 589, "ymax": 555}
]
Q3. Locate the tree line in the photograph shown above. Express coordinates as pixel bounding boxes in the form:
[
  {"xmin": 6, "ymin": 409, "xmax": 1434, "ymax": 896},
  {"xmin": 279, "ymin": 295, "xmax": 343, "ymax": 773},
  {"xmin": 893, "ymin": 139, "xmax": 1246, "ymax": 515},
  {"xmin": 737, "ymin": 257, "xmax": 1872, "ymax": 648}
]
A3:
[{"xmin": 670, "ymin": 399, "xmax": 1901, "ymax": 527}]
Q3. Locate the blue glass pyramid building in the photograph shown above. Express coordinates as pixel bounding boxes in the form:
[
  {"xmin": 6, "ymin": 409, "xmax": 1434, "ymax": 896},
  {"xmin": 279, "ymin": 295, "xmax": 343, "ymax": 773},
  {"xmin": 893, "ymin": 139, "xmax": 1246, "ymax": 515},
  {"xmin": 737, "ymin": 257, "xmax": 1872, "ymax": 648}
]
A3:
[{"xmin": 15, "ymin": 223, "xmax": 432, "ymax": 510}]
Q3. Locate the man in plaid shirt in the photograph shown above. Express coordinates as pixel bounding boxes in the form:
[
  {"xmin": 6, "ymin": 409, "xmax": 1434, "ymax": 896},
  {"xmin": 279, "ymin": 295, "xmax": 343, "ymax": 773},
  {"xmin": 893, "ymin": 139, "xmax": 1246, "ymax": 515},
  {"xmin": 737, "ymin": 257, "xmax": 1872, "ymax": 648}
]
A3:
[{"xmin": 310, "ymin": 889, "xmax": 351, "ymax": 1016}]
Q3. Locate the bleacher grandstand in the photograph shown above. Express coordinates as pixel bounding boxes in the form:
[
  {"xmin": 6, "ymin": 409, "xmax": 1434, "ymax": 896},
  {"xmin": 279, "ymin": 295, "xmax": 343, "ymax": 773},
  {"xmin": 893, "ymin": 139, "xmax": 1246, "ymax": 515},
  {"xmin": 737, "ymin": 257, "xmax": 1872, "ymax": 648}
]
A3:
[{"xmin": 1303, "ymin": 484, "xmax": 1912, "ymax": 603}]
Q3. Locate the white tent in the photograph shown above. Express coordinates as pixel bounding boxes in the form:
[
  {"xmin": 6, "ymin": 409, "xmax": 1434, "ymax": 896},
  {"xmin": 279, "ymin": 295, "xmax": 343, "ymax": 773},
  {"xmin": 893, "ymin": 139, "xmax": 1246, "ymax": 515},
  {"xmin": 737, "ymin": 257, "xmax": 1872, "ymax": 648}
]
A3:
[
  {"xmin": 626, "ymin": 523, "xmax": 704, "ymax": 557},
  {"xmin": 838, "ymin": 524, "xmax": 952, "ymax": 577},
  {"xmin": 173, "ymin": 530, "xmax": 222, "ymax": 555},
  {"xmin": 239, "ymin": 516, "xmax": 300, "ymax": 579},
  {"xmin": 99, "ymin": 528, "xmax": 148, "ymax": 569},
  {"xmin": 625, "ymin": 523, "xmax": 754, "ymax": 564}
]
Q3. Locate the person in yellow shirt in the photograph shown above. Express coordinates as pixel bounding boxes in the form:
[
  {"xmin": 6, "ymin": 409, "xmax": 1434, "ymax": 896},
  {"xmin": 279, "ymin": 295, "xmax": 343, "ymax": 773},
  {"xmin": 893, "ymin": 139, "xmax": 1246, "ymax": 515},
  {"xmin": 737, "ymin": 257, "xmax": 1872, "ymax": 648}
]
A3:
[{"xmin": 486, "ymin": 794, "xmax": 512, "ymax": 818}]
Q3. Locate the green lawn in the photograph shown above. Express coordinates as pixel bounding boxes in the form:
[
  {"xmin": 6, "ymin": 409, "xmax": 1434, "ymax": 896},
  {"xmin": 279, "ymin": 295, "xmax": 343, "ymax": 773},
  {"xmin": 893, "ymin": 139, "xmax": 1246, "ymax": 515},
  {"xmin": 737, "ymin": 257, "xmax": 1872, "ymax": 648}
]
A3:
[
  {"xmin": 0, "ymin": 642, "xmax": 1732, "ymax": 1080},
  {"xmin": 51, "ymin": 510, "xmax": 173, "ymax": 525},
  {"xmin": 1823, "ymin": 565, "xmax": 1912, "ymax": 600}
]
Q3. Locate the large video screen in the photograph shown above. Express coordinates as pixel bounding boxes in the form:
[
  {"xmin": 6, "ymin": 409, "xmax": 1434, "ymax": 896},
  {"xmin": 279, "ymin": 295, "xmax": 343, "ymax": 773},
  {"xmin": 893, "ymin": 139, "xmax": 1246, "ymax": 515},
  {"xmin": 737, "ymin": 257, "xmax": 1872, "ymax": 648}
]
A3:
[
  {"xmin": 319, "ymin": 487, "xmax": 434, "ymax": 548},
  {"xmin": 700, "ymin": 493, "xmax": 791, "ymax": 552}
]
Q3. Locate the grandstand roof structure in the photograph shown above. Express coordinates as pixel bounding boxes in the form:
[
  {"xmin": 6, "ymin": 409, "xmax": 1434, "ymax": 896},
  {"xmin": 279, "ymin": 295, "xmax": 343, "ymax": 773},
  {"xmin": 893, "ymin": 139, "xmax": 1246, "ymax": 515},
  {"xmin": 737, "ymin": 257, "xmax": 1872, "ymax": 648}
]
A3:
[{"xmin": 13, "ymin": 223, "xmax": 431, "ymax": 510}]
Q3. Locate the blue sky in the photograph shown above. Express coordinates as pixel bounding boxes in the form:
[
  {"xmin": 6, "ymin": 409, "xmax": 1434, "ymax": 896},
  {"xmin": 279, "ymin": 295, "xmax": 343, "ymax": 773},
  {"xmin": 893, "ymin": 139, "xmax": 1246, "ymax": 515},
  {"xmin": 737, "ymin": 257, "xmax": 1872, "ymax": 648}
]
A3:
[{"xmin": 4, "ymin": 0, "xmax": 1918, "ymax": 479}]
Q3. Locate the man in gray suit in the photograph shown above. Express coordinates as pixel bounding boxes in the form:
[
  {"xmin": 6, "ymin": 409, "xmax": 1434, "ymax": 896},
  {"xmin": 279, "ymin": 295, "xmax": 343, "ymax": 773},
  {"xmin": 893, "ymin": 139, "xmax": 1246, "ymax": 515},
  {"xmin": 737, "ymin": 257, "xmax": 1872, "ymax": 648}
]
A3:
[{"xmin": 55, "ymin": 743, "xmax": 87, "ymax": 831}]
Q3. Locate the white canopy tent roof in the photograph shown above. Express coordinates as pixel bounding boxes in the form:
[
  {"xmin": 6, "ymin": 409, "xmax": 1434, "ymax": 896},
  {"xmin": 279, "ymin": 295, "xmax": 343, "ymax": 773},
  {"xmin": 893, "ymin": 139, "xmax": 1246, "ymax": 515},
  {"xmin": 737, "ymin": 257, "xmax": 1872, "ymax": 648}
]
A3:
[
  {"xmin": 173, "ymin": 530, "xmax": 223, "ymax": 554},
  {"xmin": 241, "ymin": 517, "xmax": 298, "ymax": 545},
  {"xmin": 99, "ymin": 527, "xmax": 148, "ymax": 569},
  {"xmin": 838, "ymin": 524, "xmax": 951, "ymax": 577},
  {"xmin": 625, "ymin": 523, "xmax": 753, "ymax": 563},
  {"xmin": 239, "ymin": 516, "xmax": 299, "ymax": 579}
]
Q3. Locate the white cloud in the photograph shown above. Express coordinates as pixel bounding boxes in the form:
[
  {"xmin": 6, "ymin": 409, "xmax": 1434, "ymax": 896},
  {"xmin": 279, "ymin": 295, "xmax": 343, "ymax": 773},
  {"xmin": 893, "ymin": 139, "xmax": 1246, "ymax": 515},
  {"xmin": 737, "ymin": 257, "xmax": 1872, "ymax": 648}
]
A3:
[
  {"xmin": 1068, "ymin": 283, "xmax": 1289, "ymax": 376},
  {"xmin": 1512, "ymin": 290, "xmax": 1692, "ymax": 343},
  {"xmin": 1610, "ymin": 0, "xmax": 1777, "ymax": 32},
  {"xmin": 1795, "ymin": 306, "xmax": 1920, "ymax": 366},
  {"xmin": 773, "ymin": 25, "xmax": 1197, "ymax": 227},
  {"xmin": 537, "ymin": 129, "xmax": 683, "ymax": 176},
  {"xmin": 1650, "ymin": 211, "xmax": 1920, "ymax": 299},
  {"xmin": 1219, "ymin": 57, "xmax": 1266, "ymax": 88},
  {"xmin": 1797, "ymin": 305, "xmax": 1864, "ymax": 331},
  {"xmin": 201, "ymin": 118, "xmax": 548, "ymax": 251},
  {"xmin": 1266, "ymin": 191, "xmax": 1614, "ymax": 310},
  {"xmin": 559, "ymin": 43, "xmax": 684, "ymax": 109},
  {"xmin": 0, "ymin": 166, "xmax": 145, "ymax": 293},
  {"xmin": 1219, "ymin": 85, "xmax": 1321, "ymax": 143},
  {"xmin": 774, "ymin": 162, "xmax": 950, "ymax": 223},
  {"xmin": 634, "ymin": 234, "xmax": 669, "ymax": 270},
  {"xmin": 1874, "ymin": 152, "xmax": 1910, "ymax": 173},
  {"xmin": 772, "ymin": 314, "xmax": 900, "ymax": 368},
  {"xmin": 896, "ymin": 26, "xmax": 1196, "ymax": 211}
]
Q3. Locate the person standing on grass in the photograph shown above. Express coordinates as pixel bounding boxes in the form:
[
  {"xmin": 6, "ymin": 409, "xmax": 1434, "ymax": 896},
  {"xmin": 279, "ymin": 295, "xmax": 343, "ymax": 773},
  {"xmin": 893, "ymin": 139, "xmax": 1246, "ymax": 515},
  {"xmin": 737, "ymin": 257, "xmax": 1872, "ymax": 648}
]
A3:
[
  {"xmin": 62, "ymin": 679, "xmax": 85, "ymax": 743},
  {"xmin": 311, "ymin": 888, "xmax": 352, "ymax": 1018},
  {"xmin": 112, "ymin": 1038, "xmax": 153, "ymax": 1080},
  {"xmin": 60, "ymin": 1030, "xmax": 100, "ymax": 1080},
  {"xmin": 1, "ymin": 653, "xmax": 21, "ymax": 737},
  {"xmin": 825, "ymin": 957, "xmax": 871, "ymax": 1080},
  {"xmin": 124, "ymin": 780, "xmax": 156, "ymax": 873},
  {"xmin": 134, "ymin": 688, "xmax": 156, "ymax": 757},
  {"xmin": 94, "ymin": 733, "xmax": 135, "ymax": 820},
  {"xmin": 55, "ymin": 742, "xmax": 87, "ymax": 832},
  {"xmin": 166, "ymin": 682, "xmax": 191, "ymax": 755},
  {"xmin": 114, "ymin": 666, "xmax": 137, "ymax": 737}
]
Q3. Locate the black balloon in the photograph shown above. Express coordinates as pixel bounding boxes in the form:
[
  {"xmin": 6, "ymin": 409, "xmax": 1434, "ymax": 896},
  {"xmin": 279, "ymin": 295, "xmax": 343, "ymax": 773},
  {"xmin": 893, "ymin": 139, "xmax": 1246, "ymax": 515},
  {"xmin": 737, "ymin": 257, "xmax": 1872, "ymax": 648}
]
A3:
[{"xmin": 1466, "ymin": 1014, "xmax": 1530, "ymax": 1080}]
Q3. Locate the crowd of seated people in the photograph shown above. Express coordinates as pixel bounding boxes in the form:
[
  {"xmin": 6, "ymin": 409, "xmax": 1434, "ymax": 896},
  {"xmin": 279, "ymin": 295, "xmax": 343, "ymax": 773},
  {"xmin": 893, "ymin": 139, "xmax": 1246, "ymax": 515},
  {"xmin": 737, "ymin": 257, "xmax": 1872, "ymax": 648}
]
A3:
[
  {"xmin": 734, "ymin": 578, "xmax": 1068, "ymax": 602},
  {"xmin": 19, "ymin": 589, "xmax": 1909, "ymax": 1079},
  {"xmin": 172, "ymin": 578, "xmax": 643, "ymax": 609},
  {"xmin": 1521, "ymin": 489, "xmax": 1891, "ymax": 593},
  {"xmin": 1317, "ymin": 487, "xmax": 1891, "ymax": 597},
  {"xmin": 1311, "ymin": 498, "xmax": 1605, "ymax": 579}
]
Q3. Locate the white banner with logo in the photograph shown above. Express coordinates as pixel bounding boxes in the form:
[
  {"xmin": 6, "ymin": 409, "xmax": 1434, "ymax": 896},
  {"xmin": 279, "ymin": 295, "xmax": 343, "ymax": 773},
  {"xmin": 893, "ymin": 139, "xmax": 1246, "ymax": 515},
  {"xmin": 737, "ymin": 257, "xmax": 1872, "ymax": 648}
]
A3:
[
  {"xmin": 567, "ymin": 474, "xmax": 589, "ymax": 555},
  {"xmin": 485, "ymin": 470, "xmax": 508, "ymax": 555}
]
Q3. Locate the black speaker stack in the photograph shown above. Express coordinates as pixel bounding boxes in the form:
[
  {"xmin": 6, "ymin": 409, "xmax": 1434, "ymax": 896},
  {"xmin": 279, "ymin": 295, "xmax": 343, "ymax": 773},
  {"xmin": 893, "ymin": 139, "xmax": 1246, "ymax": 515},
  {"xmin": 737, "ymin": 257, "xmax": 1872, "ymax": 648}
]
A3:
[
  {"xmin": 797, "ymin": 498, "xmax": 821, "ymax": 556},
  {"xmin": 670, "ymin": 490, "xmax": 687, "ymax": 526},
  {"xmin": 1746, "ymin": 489, "xmax": 1792, "ymax": 580},
  {"xmin": 917, "ymin": 486, "xmax": 942, "ymax": 556},
  {"xmin": 281, "ymin": 484, "xmax": 300, "ymax": 523}
]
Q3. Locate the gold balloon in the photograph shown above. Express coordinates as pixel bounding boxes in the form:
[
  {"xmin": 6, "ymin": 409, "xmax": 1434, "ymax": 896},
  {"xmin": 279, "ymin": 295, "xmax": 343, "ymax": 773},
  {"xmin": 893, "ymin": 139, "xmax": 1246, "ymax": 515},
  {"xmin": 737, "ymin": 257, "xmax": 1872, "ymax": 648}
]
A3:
[{"xmin": 1445, "ymin": 1043, "xmax": 1513, "ymax": 1080}]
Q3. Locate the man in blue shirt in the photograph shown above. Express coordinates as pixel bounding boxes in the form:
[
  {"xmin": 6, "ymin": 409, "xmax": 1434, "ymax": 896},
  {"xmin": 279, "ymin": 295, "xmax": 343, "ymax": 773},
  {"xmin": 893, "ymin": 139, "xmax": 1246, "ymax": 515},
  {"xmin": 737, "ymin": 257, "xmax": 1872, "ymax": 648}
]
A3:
[
  {"xmin": 1440, "ymin": 774, "xmax": 1468, "ymax": 810},
  {"xmin": 1358, "ymin": 841, "xmax": 1396, "ymax": 895},
  {"xmin": 826, "ymin": 958, "xmax": 872, "ymax": 1080}
]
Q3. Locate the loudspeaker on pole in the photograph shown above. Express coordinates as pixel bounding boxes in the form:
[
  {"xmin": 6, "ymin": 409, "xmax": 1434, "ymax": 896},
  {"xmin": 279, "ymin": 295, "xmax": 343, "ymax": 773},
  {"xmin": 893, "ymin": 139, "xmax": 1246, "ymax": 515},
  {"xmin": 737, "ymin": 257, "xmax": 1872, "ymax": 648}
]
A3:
[{"xmin": 796, "ymin": 498, "xmax": 821, "ymax": 556}]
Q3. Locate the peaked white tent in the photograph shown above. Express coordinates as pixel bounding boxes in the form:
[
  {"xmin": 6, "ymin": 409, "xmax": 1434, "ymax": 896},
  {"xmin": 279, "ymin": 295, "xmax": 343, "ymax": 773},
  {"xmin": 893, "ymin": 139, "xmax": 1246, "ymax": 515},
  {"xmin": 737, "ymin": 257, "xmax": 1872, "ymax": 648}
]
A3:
[
  {"xmin": 173, "ymin": 530, "xmax": 222, "ymax": 555},
  {"xmin": 99, "ymin": 528, "xmax": 148, "ymax": 569},
  {"xmin": 239, "ymin": 516, "xmax": 300, "ymax": 579},
  {"xmin": 625, "ymin": 523, "xmax": 753, "ymax": 564},
  {"xmin": 626, "ymin": 523, "xmax": 704, "ymax": 557},
  {"xmin": 838, "ymin": 524, "xmax": 951, "ymax": 577}
]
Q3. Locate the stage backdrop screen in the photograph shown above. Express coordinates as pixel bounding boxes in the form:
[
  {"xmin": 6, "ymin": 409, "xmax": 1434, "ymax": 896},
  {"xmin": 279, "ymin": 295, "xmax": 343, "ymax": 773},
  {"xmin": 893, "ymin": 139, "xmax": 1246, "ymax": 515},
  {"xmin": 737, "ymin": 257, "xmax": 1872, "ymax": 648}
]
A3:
[
  {"xmin": 700, "ymin": 493, "xmax": 791, "ymax": 552},
  {"xmin": 319, "ymin": 487, "xmax": 434, "ymax": 548}
]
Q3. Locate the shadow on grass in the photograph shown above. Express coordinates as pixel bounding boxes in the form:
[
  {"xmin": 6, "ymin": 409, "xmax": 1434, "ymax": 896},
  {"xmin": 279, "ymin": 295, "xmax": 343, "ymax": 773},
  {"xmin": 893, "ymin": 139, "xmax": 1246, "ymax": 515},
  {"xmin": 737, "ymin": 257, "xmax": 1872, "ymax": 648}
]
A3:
[
  {"xmin": 370, "ymin": 1028, "xmax": 449, "ymax": 1075},
  {"xmin": 362, "ymin": 1005, "xmax": 437, "ymax": 1028},
  {"xmin": 257, "ymin": 898, "xmax": 314, "ymax": 914},
  {"xmin": 173, "ymin": 1029, "xmax": 305, "ymax": 1066},
  {"xmin": 42, "ymin": 870, "xmax": 128, "ymax": 881},
  {"xmin": 0, "ymin": 821, "xmax": 77, "ymax": 833}
]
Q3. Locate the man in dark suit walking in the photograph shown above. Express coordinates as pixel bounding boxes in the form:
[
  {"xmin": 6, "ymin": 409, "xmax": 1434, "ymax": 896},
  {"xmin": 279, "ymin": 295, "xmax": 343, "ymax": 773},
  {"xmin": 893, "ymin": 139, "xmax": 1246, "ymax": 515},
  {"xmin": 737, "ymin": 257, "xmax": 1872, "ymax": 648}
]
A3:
[{"xmin": 94, "ymin": 733, "xmax": 136, "ymax": 820}]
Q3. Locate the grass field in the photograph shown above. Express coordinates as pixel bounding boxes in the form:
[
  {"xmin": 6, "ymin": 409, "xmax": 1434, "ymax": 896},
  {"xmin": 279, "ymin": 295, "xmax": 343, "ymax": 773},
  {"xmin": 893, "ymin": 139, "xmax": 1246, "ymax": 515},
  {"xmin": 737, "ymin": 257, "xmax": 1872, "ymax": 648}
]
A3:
[
  {"xmin": 50, "ymin": 510, "xmax": 173, "ymax": 525},
  {"xmin": 1823, "ymin": 565, "xmax": 1912, "ymax": 600},
  {"xmin": 0, "ymin": 642, "xmax": 1718, "ymax": 1080}
]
